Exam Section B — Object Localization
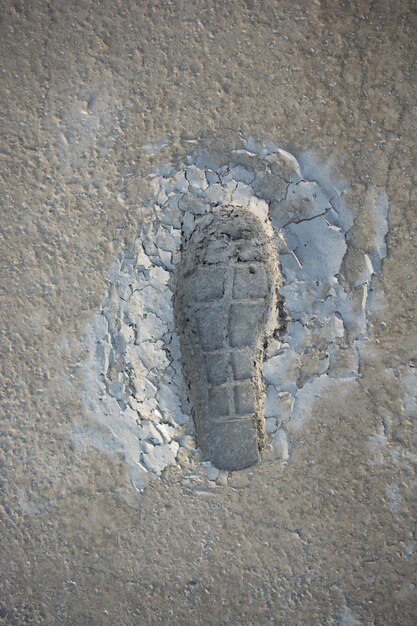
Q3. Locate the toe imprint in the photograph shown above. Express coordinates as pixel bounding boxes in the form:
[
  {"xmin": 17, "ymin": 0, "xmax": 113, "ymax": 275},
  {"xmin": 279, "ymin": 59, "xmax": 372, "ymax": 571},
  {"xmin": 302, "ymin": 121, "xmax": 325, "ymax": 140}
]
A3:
[{"xmin": 175, "ymin": 207, "xmax": 277, "ymax": 470}]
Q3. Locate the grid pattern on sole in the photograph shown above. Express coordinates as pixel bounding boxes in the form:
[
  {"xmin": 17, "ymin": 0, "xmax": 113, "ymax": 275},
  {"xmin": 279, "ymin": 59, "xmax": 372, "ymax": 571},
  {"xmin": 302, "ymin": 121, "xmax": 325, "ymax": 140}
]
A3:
[
  {"xmin": 192, "ymin": 256, "xmax": 270, "ymax": 426},
  {"xmin": 175, "ymin": 207, "xmax": 276, "ymax": 469}
]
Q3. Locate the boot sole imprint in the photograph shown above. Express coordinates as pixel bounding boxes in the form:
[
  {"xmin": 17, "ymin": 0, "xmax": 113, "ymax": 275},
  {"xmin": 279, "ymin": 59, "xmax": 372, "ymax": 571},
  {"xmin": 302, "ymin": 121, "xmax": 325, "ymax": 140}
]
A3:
[{"xmin": 175, "ymin": 207, "xmax": 276, "ymax": 471}]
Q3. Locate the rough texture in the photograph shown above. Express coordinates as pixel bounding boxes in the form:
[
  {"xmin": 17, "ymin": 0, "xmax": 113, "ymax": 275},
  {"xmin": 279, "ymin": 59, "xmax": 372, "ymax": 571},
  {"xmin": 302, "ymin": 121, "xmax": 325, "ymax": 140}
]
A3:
[
  {"xmin": 1, "ymin": 1, "xmax": 416, "ymax": 625},
  {"xmin": 175, "ymin": 208, "xmax": 276, "ymax": 470},
  {"xmin": 75, "ymin": 144, "xmax": 386, "ymax": 486}
]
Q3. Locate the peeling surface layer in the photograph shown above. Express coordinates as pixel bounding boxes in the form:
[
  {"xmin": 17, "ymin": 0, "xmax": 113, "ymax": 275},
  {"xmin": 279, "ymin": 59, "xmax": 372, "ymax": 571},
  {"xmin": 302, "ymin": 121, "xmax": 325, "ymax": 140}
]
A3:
[{"xmin": 77, "ymin": 140, "xmax": 389, "ymax": 489}]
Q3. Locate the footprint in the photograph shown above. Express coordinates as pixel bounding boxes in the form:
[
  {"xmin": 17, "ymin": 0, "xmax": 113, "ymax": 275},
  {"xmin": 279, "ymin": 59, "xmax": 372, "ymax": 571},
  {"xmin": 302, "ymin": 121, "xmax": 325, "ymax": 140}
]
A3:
[{"xmin": 175, "ymin": 207, "xmax": 277, "ymax": 470}]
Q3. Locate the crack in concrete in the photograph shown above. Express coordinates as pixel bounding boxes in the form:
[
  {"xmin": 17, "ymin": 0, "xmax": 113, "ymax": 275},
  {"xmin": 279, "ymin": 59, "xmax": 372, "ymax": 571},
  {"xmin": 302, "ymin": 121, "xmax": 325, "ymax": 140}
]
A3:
[{"xmin": 76, "ymin": 139, "xmax": 389, "ymax": 492}]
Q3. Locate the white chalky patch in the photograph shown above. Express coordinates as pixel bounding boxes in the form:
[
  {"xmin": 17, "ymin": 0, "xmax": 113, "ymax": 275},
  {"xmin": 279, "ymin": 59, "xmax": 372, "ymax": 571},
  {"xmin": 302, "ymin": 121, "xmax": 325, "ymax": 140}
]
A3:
[{"xmin": 76, "ymin": 138, "xmax": 389, "ymax": 491}]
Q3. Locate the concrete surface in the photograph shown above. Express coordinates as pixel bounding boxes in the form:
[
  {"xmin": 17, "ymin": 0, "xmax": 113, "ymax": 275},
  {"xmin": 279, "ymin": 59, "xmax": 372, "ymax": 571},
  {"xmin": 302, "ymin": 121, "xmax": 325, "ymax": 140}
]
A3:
[
  {"xmin": 175, "ymin": 207, "xmax": 276, "ymax": 470},
  {"xmin": 1, "ymin": 1, "xmax": 416, "ymax": 624}
]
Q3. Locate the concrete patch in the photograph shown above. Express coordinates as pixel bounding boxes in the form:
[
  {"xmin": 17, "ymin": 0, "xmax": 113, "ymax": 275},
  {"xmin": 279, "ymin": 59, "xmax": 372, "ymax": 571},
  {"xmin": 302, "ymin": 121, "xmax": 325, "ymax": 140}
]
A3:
[{"xmin": 75, "ymin": 139, "xmax": 389, "ymax": 491}]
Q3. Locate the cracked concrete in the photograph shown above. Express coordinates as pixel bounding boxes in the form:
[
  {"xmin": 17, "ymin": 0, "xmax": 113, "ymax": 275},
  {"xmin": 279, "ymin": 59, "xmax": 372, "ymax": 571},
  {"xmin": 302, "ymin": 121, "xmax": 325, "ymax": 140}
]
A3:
[
  {"xmin": 76, "ymin": 143, "xmax": 390, "ymax": 487},
  {"xmin": 1, "ymin": 1, "xmax": 416, "ymax": 624}
]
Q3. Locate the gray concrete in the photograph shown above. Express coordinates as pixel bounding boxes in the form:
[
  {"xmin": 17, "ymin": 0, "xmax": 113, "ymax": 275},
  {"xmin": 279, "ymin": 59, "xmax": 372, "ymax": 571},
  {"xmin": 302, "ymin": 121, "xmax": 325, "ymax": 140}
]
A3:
[
  {"xmin": 1, "ymin": 1, "xmax": 416, "ymax": 624},
  {"xmin": 175, "ymin": 208, "xmax": 276, "ymax": 470}
]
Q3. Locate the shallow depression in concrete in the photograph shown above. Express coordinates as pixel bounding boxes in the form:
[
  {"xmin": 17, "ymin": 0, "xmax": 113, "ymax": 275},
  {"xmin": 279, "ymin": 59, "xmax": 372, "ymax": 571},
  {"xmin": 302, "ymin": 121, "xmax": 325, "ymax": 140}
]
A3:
[{"xmin": 174, "ymin": 207, "xmax": 277, "ymax": 470}]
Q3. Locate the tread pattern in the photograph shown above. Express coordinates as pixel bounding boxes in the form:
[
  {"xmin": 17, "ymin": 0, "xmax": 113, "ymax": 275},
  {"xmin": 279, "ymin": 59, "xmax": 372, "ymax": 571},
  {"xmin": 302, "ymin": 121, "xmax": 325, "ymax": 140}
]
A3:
[{"xmin": 175, "ymin": 208, "xmax": 276, "ymax": 470}]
